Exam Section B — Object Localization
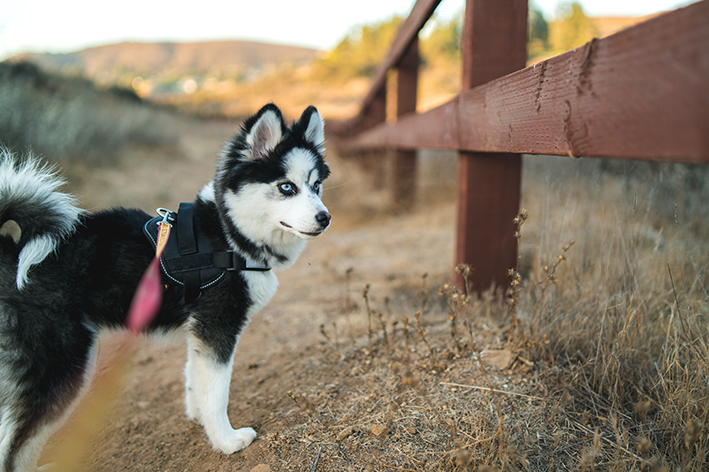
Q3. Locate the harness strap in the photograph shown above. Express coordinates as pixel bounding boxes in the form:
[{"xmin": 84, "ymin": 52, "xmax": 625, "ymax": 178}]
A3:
[
  {"xmin": 142, "ymin": 203, "xmax": 271, "ymax": 305},
  {"xmin": 213, "ymin": 252, "xmax": 271, "ymax": 271},
  {"xmin": 177, "ymin": 202, "xmax": 197, "ymax": 255},
  {"xmin": 176, "ymin": 202, "xmax": 200, "ymax": 302}
]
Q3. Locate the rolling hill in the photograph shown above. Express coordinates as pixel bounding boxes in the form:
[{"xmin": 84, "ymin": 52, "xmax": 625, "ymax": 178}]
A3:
[{"xmin": 10, "ymin": 40, "xmax": 321, "ymax": 86}]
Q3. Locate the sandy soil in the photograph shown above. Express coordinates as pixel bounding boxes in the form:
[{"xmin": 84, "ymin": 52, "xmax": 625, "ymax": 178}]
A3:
[{"xmin": 38, "ymin": 116, "xmax": 458, "ymax": 472}]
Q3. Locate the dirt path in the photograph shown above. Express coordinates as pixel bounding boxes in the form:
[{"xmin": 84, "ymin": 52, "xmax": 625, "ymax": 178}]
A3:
[{"xmin": 40, "ymin": 116, "xmax": 457, "ymax": 471}]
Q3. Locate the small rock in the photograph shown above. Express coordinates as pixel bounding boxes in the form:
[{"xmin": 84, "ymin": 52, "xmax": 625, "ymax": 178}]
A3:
[
  {"xmin": 337, "ymin": 426, "xmax": 356, "ymax": 442},
  {"xmin": 370, "ymin": 425, "xmax": 389, "ymax": 437},
  {"xmin": 480, "ymin": 349, "xmax": 516, "ymax": 370}
]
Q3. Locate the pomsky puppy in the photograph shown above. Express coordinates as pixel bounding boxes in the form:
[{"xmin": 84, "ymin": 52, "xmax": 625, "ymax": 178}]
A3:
[{"xmin": 0, "ymin": 103, "xmax": 330, "ymax": 471}]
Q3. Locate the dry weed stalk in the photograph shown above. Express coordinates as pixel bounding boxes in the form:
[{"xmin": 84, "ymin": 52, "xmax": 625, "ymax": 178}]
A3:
[
  {"xmin": 333, "ymin": 266, "xmax": 357, "ymax": 347},
  {"xmin": 529, "ymin": 240, "xmax": 574, "ymax": 334},
  {"xmin": 401, "ymin": 316, "xmax": 411, "ymax": 353},
  {"xmin": 438, "ymin": 280, "xmax": 468, "ymax": 352},
  {"xmin": 418, "ymin": 272, "xmax": 430, "ymax": 314},
  {"xmin": 344, "ymin": 267, "xmax": 354, "ymax": 314},
  {"xmin": 413, "ymin": 310, "xmax": 437, "ymax": 363},
  {"xmin": 507, "ymin": 209, "xmax": 528, "ymax": 342},
  {"xmin": 507, "ymin": 208, "xmax": 575, "ymax": 349},
  {"xmin": 362, "ymin": 284, "xmax": 374, "ymax": 353},
  {"xmin": 375, "ymin": 312, "xmax": 391, "ymax": 354},
  {"xmin": 319, "ymin": 322, "xmax": 345, "ymax": 360}
]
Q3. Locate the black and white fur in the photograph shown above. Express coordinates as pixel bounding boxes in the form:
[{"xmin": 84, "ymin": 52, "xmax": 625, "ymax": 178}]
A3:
[{"xmin": 0, "ymin": 104, "xmax": 330, "ymax": 471}]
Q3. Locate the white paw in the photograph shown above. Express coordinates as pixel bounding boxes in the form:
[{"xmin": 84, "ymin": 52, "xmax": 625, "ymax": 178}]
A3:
[{"xmin": 212, "ymin": 427, "xmax": 257, "ymax": 454}]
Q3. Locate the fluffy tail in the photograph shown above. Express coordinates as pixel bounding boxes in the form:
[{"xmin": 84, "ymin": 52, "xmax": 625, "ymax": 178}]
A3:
[{"xmin": 0, "ymin": 148, "xmax": 83, "ymax": 289}]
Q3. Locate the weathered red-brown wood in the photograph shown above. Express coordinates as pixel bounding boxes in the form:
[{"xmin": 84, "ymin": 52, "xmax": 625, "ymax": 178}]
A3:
[
  {"xmin": 340, "ymin": 100, "xmax": 460, "ymax": 150},
  {"xmin": 455, "ymin": 0, "xmax": 527, "ymax": 292},
  {"xmin": 360, "ymin": 87, "xmax": 386, "ymax": 133},
  {"xmin": 457, "ymin": 2, "xmax": 709, "ymax": 163},
  {"xmin": 359, "ymin": 0, "xmax": 440, "ymax": 124},
  {"xmin": 330, "ymin": 0, "xmax": 441, "ymax": 137},
  {"xmin": 460, "ymin": 0, "xmax": 528, "ymax": 89},
  {"xmin": 342, "ymin": 0, "xmax": 709, "ymax": 164},
  {"xmin": 392, "ymin": 38, "xmax": 419, "ymax": 209},
  {"xmin": 396, "ymin": 38, "xmax": 418, "ymax": 117},
  {"xmin": 456, "ymin": 152, "xmax": 521, "ymax": 288},
  {"xmin": 341, "ymin": 85, "xmax": 387, "ymax": 186}
]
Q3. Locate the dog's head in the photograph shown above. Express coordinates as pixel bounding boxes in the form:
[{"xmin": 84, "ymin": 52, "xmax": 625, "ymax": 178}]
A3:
[{"xmin": 214, "ymin": 104, "xmax": 331, "ymax": 252}]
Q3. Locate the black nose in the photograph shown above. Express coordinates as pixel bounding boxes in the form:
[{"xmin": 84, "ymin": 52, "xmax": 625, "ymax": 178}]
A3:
[{"xmin": 316, "ymin": 211, "xmax": 331, "ymax": 227}]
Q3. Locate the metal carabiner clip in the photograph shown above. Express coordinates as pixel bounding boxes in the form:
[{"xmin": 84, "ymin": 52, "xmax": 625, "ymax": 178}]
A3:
[{"xmin": 156, "ymin": 208, "xmax": 175, "ymax": 227}]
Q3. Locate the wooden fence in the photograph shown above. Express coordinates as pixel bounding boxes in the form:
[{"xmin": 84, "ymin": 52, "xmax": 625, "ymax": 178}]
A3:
[{"xmin": 330, "ymin": 0, "xmax": 709, "ymax": 292}]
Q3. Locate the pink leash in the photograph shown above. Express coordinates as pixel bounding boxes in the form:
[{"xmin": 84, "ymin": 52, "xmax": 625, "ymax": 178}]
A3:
[{"xmin": 126, "ymin": 209, "xmax": 173, "ymax": 333}]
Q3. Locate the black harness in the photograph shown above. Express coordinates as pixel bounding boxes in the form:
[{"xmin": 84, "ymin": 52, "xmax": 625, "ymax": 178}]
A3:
[{"xmin": 143, "ymin": 202, "xmax": 270, "ymax": 303}]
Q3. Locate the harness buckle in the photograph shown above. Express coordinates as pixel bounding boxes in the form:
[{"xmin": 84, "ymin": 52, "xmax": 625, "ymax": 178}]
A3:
[{"xmin": 156, "ymin": 208, "xmax": 175, "ymax": 227}]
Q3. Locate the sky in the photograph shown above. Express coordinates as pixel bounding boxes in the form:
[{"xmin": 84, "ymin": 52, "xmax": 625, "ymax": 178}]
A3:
[{"xmin": 0, "ymin": 0, "xmax": 696, "ymax": 60}]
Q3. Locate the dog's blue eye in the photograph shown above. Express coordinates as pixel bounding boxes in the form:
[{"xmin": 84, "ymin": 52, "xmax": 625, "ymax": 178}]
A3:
[
  {"xmin": 279, "ymin": 182, "xmax": 296, "ymax": 195},
  {"xmin": 313, "ymin": 182, "xmax": 321, "ymax": 193}
]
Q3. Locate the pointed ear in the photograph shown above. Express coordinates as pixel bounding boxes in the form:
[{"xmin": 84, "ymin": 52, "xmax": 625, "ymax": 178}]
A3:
[
  {"xmin": 300, "ymin": 106, "xmax": 325, "ymax": 153},
  {"xmin": 246, "ymin": 107, "xmax": 284, "ymax": 160}
]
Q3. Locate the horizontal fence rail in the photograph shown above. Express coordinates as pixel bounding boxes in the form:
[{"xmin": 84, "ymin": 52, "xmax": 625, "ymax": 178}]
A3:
[{"xmin": 344, "ymin": 0, "xmax": 709, "ymax": 164}]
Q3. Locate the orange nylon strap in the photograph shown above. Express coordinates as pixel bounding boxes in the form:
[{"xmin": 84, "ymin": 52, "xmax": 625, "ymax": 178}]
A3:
[
  {"xmin": 126, "ymin": 208, "xmax": 174, "ymax": 333},
  {"xmin": 155, "ymin": 218, "xmax": 171, "ymax": 257}
]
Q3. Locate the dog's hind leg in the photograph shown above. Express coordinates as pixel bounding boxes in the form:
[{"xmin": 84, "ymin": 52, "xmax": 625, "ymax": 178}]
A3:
[
  {"xmin": 184, "ymin": 333, "xmax": 256, "ymax": 454},
  {"xmin": 0, "ymin": 340, "xmax": 98, "ymax": 472}
]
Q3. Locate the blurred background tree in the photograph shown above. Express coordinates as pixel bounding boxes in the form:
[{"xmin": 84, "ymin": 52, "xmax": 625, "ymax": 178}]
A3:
[
  {"xmin": 316, "ymin": 2, "xmax": 599, "ymax": 83},
  {"xmin": 316, "ymin": 16, "xmax": 404, "ymax": 79},
  {"xmin": 528, "ymin": 3, "xmax": 550, "ymax": 59},
  {"xmin": 315, "ymin": 12, "xmax": 464, "ymax": 82},
  {"xmin": 549, "ymin": 2, "xmax": 597, "ymax": 53},
  {"xmin": 420, "ymin": 14, "xmax": 462, "ymax": 67}
]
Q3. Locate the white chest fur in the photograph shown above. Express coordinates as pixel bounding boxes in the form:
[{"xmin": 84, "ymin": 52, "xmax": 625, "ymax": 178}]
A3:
[{"xmin": 242, "ymin": 270, "xmax": 279, "ymax": 319}]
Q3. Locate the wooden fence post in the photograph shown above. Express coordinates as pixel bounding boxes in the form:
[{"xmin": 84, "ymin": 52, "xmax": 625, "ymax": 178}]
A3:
[
  {"xmin": 360, "ymin": 88, "xmax": 387, "ymax": 133},
  {"xmin": 359, "ymin": 87, "xmax": 388, "ymax": 188},
  {"xmin": 456, "ymin": 0, "xmax": 527, "ymax": 292},
  {"xmin": 392, "ymin": 37, "xmax": 419, "ymax": 209}
]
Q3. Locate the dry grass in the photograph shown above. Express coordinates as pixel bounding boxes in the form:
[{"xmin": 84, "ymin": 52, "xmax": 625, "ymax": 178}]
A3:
[
  {"xmin": 265, "ymin": 154, "xmax": 709, "ymax": 471},
  {"xmin": 0, "ymin": 61, "xmax": 177, "ymax": 164}
]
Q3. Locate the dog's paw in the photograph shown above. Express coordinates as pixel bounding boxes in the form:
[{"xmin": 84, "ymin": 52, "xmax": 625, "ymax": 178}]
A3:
[{"xmin": 212, "ymin": 427, "xmax": 257, "ymax": 454}]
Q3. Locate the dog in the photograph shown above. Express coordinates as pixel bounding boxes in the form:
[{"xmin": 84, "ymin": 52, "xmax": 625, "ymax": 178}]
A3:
[{"xmin": 0, "ymin": 103, "xmax": 331, "ymax": 471}]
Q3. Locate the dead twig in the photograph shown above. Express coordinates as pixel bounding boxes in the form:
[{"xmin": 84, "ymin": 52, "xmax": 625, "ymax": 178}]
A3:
[
  {"xmin": 309, "ymin": 445, "xmax": 323, "ymax": 472},
  {"xmin": 381, "ymin": 464, "xmax": 419, "ymax": 472},
  {"xmin": 440, "ymin": 382, "xmax": 543, "ymax": 401}
]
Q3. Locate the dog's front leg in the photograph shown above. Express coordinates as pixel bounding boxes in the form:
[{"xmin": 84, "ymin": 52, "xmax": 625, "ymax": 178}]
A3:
[
  {"xmin": 184, "ymin": 335, "xmax": 202, "ymax": 423},
  {"xmin": 184, "ymin": 333, "xmax": 256, "ymax": 454}
]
